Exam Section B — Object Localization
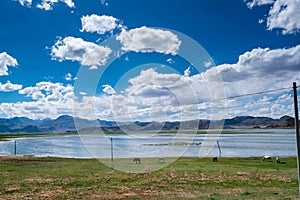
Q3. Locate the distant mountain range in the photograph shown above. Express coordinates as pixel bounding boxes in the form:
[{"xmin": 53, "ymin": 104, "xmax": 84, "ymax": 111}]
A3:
[{"xmin": 0, "ymin": 115, "xmax": 295, "ymax": 134}]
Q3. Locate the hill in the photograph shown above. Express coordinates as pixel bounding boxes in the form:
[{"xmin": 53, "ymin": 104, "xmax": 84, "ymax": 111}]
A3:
[{"xmin": 0, "ymin": 115, "xmax": 295, "ymax": 133}]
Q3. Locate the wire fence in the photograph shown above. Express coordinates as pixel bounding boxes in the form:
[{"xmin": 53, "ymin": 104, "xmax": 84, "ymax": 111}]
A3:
[{"xmin": 0, "ymin": 84, "xmax": 298, "ymax": 158}]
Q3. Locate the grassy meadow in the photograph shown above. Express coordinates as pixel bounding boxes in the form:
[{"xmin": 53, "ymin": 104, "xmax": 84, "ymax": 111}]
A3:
[{"xmin": 0, "ymin": 156, "xmax": 298, "ymax": 199}]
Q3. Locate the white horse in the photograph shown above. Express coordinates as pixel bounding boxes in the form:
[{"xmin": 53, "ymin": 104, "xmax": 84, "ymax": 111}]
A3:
[{"xmin": 262, "ymin": 155, "xmax": 272, "ymax": 161}]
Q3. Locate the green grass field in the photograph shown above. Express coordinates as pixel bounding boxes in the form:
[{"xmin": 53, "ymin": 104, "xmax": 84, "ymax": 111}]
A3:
[{"xmin": 0, "ymin": 156, "xmax": 298, "ymax": 199}]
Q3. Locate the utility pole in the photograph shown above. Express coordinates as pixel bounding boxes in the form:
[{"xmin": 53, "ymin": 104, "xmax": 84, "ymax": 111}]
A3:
[
  {"xmin": 14, "ymin": 140, "xmax": 17, "ymax": 156},
  {"xmin": 217, "ymin": 140, "xmax": 222, "ymax": 157},
  {"xmin": 111, "ymin": 137, "xmax": 114, "ymax": 162},
  {"xmin": 293, "ymin": 82, "xmax": 300, "ymax": 197}
]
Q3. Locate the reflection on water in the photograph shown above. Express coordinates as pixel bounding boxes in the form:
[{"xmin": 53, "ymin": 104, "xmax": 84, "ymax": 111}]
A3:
[{"xmin": 0, "ymin": 129, "xmax": 297, "ymax": 158}]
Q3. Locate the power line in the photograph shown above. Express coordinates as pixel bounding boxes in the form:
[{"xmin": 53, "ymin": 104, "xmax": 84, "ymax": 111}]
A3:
[
  {"xmin": 220, "ymin": 86, "xmax": 292, "ymax": 100},
  {"xmin": 109, "ymin": 87, "xmax": 293, "ymax": 117}
]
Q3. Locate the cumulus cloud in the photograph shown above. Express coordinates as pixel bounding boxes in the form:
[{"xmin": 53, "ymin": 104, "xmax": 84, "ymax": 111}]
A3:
[
  {"xmin": 105, "ymin": 67, "xmax": 226, "ymax": 121},
  {"xmin": 0, "ymin": 52, "xmax": 18, "ymax": 76},
  {"xmin": 19, "ymin": 81, "xmax": 74, "ymax": 101},
  {"xmin": 0, "ymin": 81, "xmax": 22, "ymax": 92},
  {"xmin": 267, "ymin": 0, "xmax": 300, "ymax": 34},
  {"xmin": 51, "ymin": 36, "xmax": 112, "ymax": 69},
  {"xmin": 203, "ymin": 44, "xmax": 300, "ymax": 98},
  {"xmin": 102, "ymin": 84, "xmax": 116, "ymax": 95},
  {"xmin": 126, "ymin": 68, "xmax": 201, "ymax": 107},
  {"xmin": 81, "ymin": 14, "xmax": 121, "ymax": 34},
  {"xmin": 213, "ymin": 45, "xmax": 300, "ymax": 81},
  {"xmin": 2, "ymin": 46, "xmax": 296, "ymax": 120},
  {"xmin": 2, "ymin": 44, "xmax": 298, "ymax": 120},
  {"xmin": 37, "ymin": 0, "xmax": 75, "ymax": 10},
  {"xmin": 247, "ymin": 0, "xmax": 300, "ymax": 34},
  {"xmin": 73, "ymin": 68, "xmax": 223, "ymax": 121},
  {"xmin": 116, "ymin": 26, "xmax": 181, "ymax": 55},
  {"xmin": 0, "ymin": 81, "xmax": 75, "ymax": 119}
]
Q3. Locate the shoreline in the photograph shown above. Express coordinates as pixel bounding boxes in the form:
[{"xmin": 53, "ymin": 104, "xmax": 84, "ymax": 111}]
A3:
[
  {"xmin": 0, "ymin": 155, "xmax": 297, "ymax": 160},
  {"xmin": 0, "ymin": 130, "xmax": 294, "ymax": 142}
]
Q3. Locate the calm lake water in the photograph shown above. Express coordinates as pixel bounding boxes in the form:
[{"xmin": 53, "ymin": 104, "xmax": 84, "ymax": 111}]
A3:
[{"xmin": 0, "ymin": 129, "xmax": 297, "ymax": 158}]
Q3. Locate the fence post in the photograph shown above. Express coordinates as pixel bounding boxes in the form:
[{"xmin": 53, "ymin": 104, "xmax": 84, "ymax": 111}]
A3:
[
  {"xmin": 217, "ymin": 140, "xmax": 221, "ymax": 157},
  {"xmin": 14, "ymin": 140, "xmax": 17, "ymax": 156},
  {"xmin": 111, "ymin": 137, "xmax": 114, "ymax": 162}
]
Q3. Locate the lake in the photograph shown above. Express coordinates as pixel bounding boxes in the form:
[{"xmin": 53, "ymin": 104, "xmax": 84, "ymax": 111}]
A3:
[{"xmin": 0, "ymin": 129, "xmax": 297, "ymax": 158}]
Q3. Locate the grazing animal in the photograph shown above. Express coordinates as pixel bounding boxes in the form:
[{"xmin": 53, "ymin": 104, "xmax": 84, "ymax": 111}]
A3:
[
  {"xmin": 276, "ymin": 157, "xmax": 285, "ymax": 164},
  {"xmin": 213, "ymin": 157, "xmax": 218, "ymax": 162},
  {"xmin": 133, "ymin": 158, "xmax": 141, "ymax": 164},
  {"xmin": 158, "ymin": 157, "xmax": 165, "ymax": 163},
  {"xmin": 262, "ymin": 156, "xmax": 272, "ymax": 161}
]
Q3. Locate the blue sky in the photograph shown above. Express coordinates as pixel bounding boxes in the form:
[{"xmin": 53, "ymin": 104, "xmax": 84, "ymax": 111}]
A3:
[{"xmin": 0, "ymin": 0, "xmax": 300, "ymax": 121}]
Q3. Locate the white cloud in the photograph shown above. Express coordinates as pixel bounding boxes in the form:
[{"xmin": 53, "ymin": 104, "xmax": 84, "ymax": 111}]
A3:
[
  {"xmin": 277, "ymin": 93, "xmax": 291, "ymax": 101},
  {"xmin": 16, "ymin": 0, "xmax": 75, "ymax": 10},
  {"xmin": 246, "ymin": 0, "xmax": 275, "ymax": 9},
  {"xmin": 267, "ymin": 0, "xmax": 300, "ymax": 34},
  {"xmin": 64, "ymin": 73, "xmax": 72, "ymax": 81},
  {"xmin": 0, "ymin": 73, "xmax": 201, "ymax": 120},
  {"xmin": 125, "ymin": 68, "xmax": 201, "ymax": 109},
  {"xmin": 0, "ymin": 81, "xmax": 22, "ymax": 92},
  {"xmin": 1, "ymin": 48, "xmax": 296, "ymax": 120},
  {"xmin": 201, "ymin": 44, "xmax": 300, "ymax": 117},
  {"xmin": 116, "ymin": 26, "xmax": 181, "ymax": 55},
  {"xmin": 0, "ymin": 52, "xmax": 18, "ymax": 76},
  {"xmin": 19, "ymin": 81, "xmax": 74, "ymax": 101},
  {"xmin": 207, "ymin": 45, "xmax": 300, "ymax": 84},
  {"xmin": 184, "ymin": 67, "xmax": 191, "ymax": 76},
  {"xmin": 51, "ymin": 36, "xmax": 112, "ymax": 69},
  {"xmin": 17, "ymin": 0, "xmax": 32, "ymax": 7},
  {"xmin": 247, "ymin": 0, "xmax": 300, "ymax": 34},
  {"xmin": 166, "ymin": 58, "xmax": 174, "ymax": 64},
  {"xmin": 203, "ymin": 61, "xmax": 213, "ymax": 68},
  {"xmin": 89, "ymin": 65, "xmax": 98, "ymax": 70},
  {"xmin": 2, "ymin": 45, "xmax": 298, "ymax": 120},
  {"xmin": 88, "ymin": 67, "xmax": 223, "ymax": 121},
  {"xmin": 102, "ymin": 84, "xmax": 116, "ymax": 95},
  {"xmin": 0, "ymin": 81, "xmax": 75, "ymax": 119},
  {"xmin": 37, "ymin": 0, "xmax": 75, "ymax": 10},
  {"xmin": 257, "ymin": 96, "xmax": 272, "ymax": 105},
  {"xmin": 77, "ymin": 69, "xmax": 191, "ymax": 121},
  {"xmin": 81, "ymin": 14, "xmax": 120, "ymax": 34}
]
